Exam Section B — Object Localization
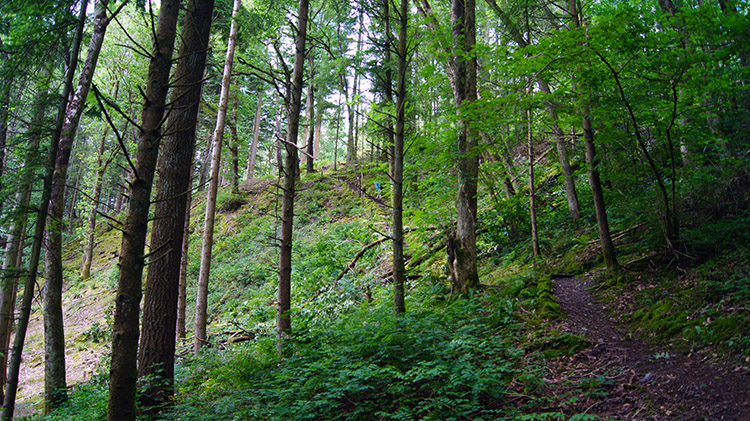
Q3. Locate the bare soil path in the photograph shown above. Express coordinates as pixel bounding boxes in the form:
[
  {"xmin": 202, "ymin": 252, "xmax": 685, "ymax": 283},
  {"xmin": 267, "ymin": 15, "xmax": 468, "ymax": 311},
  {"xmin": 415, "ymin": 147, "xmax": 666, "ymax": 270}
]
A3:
[{"xmin": 548, "ymin": 276, "xmax": 750, "ymax": 420}]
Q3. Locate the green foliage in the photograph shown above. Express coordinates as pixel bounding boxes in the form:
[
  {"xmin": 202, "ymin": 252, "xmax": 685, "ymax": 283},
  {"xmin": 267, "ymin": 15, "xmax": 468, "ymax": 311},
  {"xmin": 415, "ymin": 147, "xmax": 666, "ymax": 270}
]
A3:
[
  {"xmin": 626, "ymin": 248, "xmax": 750, "ymax": 356},
  {"xmin": 171, "ymin": 294, "xmax": 543, "ymax": 420}
]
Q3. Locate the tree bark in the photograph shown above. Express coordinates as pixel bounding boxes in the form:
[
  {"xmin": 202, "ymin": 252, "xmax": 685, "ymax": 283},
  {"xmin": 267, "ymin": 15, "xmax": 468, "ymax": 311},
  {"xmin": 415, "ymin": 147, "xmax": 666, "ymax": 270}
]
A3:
[
  {"xmin": 538, "ymin": 80, "xmax": 580, "ymax": 221},
  {"xmin": 82, "ymin": 81, "xmax": 121, "ymax": 280},
  {"xmin": 274, "ymin": 112, "xmax": 283, "ymax": 175},
  {"xmin": 229, "ymin": 85, "xmax": 240, "ymax": 193},
  {"xmin": 1, "ymin": 1, "xmax": 90, "ymax": 417},
  {"xmin": 246, "ymin": 90, "xmax": 262, "ymax": 182},
  {"xmin": 278, "ymin": 0, "xmax": 309, "ymax": 343},
  {"xmin": 44, "ymin": 0, "xmax": 111, "ymax": 411},
  {"xmin": 194, "ymin": 0, "xmax": 240, "ymax": 355},
  {"xmin": 0, "ymin": 75, "xmax": 50, "ymax": 403},
  {"xmin": 451, "ymin": 0, "xmax": 480, "ymax": 292},
  {"xmin": 306, "ymin": 56, "xmax": 315, "ymax": 174},
  {"xmin": 392, "ymin": 0, "xmax": 408, "ymax": 313},
  {"xmin": 107, "ymin": 0, "xmax": 181, "ymax": 419},
  {"xmin": 569, "ymin": 0, "xmax": 619, "ymax": 276},
  {"xmin": 176, "ymin": 186, "xmax": 193, "ymax": 340},
  {"xmin": 137, "ymin": 0, "xmax": 214, "ymax": 412},
  {"xmin": 484, "ymin": 0, "xmax": 580, "ymax": 221},
  {"xmin": 528, "ymin": 109, "xmax": 540, "ymax": 257}
]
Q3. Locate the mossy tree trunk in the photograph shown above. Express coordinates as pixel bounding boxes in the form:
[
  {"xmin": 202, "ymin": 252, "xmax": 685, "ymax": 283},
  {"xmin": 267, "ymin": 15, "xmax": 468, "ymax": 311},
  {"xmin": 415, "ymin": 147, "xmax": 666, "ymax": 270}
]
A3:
[{"xmin": 450, "ymin": 0, "xmax": 480, "ymax": 292}]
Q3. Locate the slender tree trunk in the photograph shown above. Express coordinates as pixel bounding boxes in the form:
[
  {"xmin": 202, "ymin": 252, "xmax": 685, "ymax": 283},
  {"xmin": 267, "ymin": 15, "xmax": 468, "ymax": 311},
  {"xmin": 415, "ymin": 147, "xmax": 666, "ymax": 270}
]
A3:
[
  {"xmin": 81, "ymin": 80, "xmax": 120, "ymax": 280},
  {"xmin": 392, "ymin": 0, "xmax": 408, "ymax": 313},
  {"xmin": 306, "ymin": 57, "xmax": 315, "ymax": 174},
  {"xmin": 44, "ymin": 0, "xmax": 112, "ymax": 411},
  {"xmin": 81, "ymin": 130, "xmax": 109, "ymax": 281},
  {"xmin": 137, "ymin": 0, "xmax": 214, "ymax": 411},
  {"xmin": 0, "ymin": 77, "xmax": 49, "ymax": 402},
  {"xmin": 569, "ymin": 0, "xmax": 619, "ymax": 276},
  {"xmin": 66, "ymin": 169, "xmax": 81, "ymax": 234},
  {"xmin": 537, "ymin": 80, "xmax": 580, "ymax": 221},
  {"xmin": 485, "ymin": 0, "xmax": 580, "ymax": 221},
  {"xmin": 278, "ymin": 0, "xmax": 309, "ymax": 343},
  {"xmin": 450, "ymin": 0, "xmax": 480, "ymax": 292},
  {"xmin": 382, "ymin": 0, "xmax": 395, "ymax": 188},
  {"xmin": 176, "ymin": 185, "xmax": 192, "ymax": 340},
  {"xmin": 0, "ymin": 61, "xmax": 9, "ymax": 222},
  {"xmin": 314, "ymin": 114, "xmax": 321, "ymax": 160},
  {"xmin": 333, "ymin": 107, "xmax": 340, "ymax": 171},
  {"xmin": 528, "ymin": 109, "xmax": 540, "ymax": 257},
  {"xmin": 246, "ymin": 90, "xmax": 262, "ymax": 182},
  {"xmin": 198, "ymin": 133, "xmax": 212, "ymax": 191},
  {"xmin": 275, "ymin": 112, "xmax": 283, "ymax": 175},
  {"xmin": 194, "ymin": 0, "xmax": 240, "ymax": 355},
  {"xmin": 107, "ymin": 1, "xmax": 181, "ymax": 419},
  {"xmin": 1, "ymin": 1, "xmax": 90, "ymax": 417},
  {"xmin": 229, "ymin": 85, "xmax": 240, "ymax": 194}
]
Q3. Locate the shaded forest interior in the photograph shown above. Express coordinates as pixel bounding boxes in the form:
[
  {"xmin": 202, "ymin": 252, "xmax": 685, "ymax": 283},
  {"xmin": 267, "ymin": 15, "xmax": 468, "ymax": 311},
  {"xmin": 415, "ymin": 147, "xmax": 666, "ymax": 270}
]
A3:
[{"xmin": 0, "ymin": 0, "xmax": 748, "ymax": 419}]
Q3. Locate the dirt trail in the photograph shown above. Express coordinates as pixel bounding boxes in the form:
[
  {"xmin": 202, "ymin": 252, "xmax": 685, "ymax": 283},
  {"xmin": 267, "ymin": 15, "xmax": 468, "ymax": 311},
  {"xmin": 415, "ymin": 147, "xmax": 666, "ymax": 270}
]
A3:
[{"xmin": 548, "ymin": 276, "xmax": 750, "ymax": 420}]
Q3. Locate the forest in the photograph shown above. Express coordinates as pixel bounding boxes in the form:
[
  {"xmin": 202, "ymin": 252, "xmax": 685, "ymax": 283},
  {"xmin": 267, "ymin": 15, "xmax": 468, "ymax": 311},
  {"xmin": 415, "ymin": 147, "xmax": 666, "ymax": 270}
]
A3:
[{"xmin": 0, "ymin": 0, "xmax": 748, "ymax": 419}]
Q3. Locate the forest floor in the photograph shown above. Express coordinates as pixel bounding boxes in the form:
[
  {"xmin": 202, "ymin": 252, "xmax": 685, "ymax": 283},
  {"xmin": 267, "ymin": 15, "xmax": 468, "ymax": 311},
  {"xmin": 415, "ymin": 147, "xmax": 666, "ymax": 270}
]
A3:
[
  {"xmin": 15, "ymin": 285, "xmax": 111, "ymax": 417},
  {"xmin": 546, "ymin": 275, "xmax": 750, "ymax": 420}
]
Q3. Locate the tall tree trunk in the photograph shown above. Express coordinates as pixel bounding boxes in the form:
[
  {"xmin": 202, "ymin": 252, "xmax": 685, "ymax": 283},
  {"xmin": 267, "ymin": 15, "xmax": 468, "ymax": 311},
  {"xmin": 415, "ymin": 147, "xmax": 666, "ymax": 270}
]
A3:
[
  {"xmin": 392, "ymin": 0, "xmax": 408, "ymax": 313},
  {"xmin": 0, "ymin": 54, "xmax": 9, "ymax": 224},
  {"xmin": 66, "ymin": 168, "xmax": 81, "ymax": 234},
  {"xmin": 137, "ymin": 0, "xmax": 214, "ymax": 412},
  {"xmin": 485, "ymin": 0, "xmax": 580, "ymax": 221},
  {"xmin": 314, "ymin": 112, "xmax": 321, "ymax": 160},
  {"xmin": 198, "ymin": 133, "xmax": 212, "ymax": 191},
  {"xmin": 306, "ymin": 56, "xmax": 315, "ymax": 174},
  {"xmin": 528, "ymin": 109, "xmax": 540, "ymax": 257},
  {"xmin": 246, "ymin": 90, "xmax": 262, "ymax": 182},
  {"xmin": 333, "ymin": 106, "xmax": 340, "ymax": 171},
  {"xmin": 538, "ymin": 80, "xmax": 580, "ymax": 221},
  {"xmin": 229, "ymin": 85, "xmax": 240, "ymax": 194},
  {"xmin": 0, "ymin": 74, "xmax": 50, "ymax": 403},
  {"xmin": 82, "ymin": 81, "xmax": 120, "ymax": 280},
  {"xmin": 194, "ymin": 0, "xmax": 240, "ymax": 355},
  {"xmin": 450, "ymin": 0, "xmax": 480, "ymax": 292},
  {"xmin": 176, "ymin": 185, "xmax": 193, "ymax": 340},
  {"xmin": 382, "ymin": 0, "xmax": 395, "ymax": 182},
  {"xmin": 569, "ymin": 0, "xmax": 619, "ymax": 276},
  {"xmin": 80, "ymin": 128, "xmax": 110, "ymax": 281},
  {"xmin": 275, "ymin": 112, "xmax": 283, "ymax": 175},
  {"xmin": 278, "ymin": 0, "xmax": 309, "ymax": 343},
  {"xmin": 1, "ymin": 1, "xmax": 90, "ymax": 417},
  {"xmin": 44, "ymin": 0, "xmax": 112, "ymax": 411},
  {"xmin": 107, "ymin": 0, "xmax": 181, "ymax": 419}
]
